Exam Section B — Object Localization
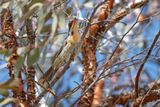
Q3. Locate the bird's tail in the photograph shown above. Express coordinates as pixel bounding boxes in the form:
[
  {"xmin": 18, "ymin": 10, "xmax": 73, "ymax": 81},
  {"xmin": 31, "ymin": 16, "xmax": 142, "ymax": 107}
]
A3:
[{"xmin": 38, "ymin": 66, "xmax": 55, "ymax": 87}]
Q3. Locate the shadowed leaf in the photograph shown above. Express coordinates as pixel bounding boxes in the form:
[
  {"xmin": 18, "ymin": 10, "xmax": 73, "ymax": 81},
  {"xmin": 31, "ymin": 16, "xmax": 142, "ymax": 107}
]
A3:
[{"xmin": 27, "ymin": 48, "xmax": 40, "ymax": 67}]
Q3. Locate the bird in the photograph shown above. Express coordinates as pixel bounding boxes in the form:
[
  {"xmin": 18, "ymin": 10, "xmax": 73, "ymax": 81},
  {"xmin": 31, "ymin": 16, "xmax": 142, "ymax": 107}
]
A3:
[{"xmin": 38, "ymin": 18, "xmax": 80, "ymax": 87}]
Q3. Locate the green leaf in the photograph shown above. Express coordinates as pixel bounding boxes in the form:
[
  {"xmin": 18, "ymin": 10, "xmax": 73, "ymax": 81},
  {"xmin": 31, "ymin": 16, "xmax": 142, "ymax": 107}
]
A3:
[
  {"xmin": 84, "ymin": 2, "xmax": 94, "ymax": 8},
  {"xmin": 50, "ymin": 14, "xmax": 58, "ymax": 40},
  {"xmin": 22, "ymin": 3, "xmax": 43, "ymax": 20},
  {"xmin": 44, "ymin": 12, "xmax": 52, "ymax": 22},
  {"xmin": 40, "ymin": 24, "xmax": 51, "ymax": 33},
  {"xmin": 0, "ymin": 89, "xmax": 9, "ymax": 97},
  {"xmin": 27, "ymin": 48, "xmax": 40, "ymax": 67},
  {"xmin": 59, "ymin": 14, "xmax": 66, "ymax": 30},
  {"xmin": 65, "ymin": 7, "xmax": 73, "ymax": 16},
  {"xmin": 0, "ymin": 78, "xmax": 19, "ymax": 91},
  {"xmin": 1, "ymin": 2, "xmax": 10, "ymax": 9},
  {"xmin": 36, "ymin": 10, "xmax": 45, "ymax": 35},
  {"xmin": 0, "ymin": 97, "xmax": 15, "ymax": 106},
  {"xmin": 28, "ymin": 0, "xmax": 44, "ymax": 7},
  {"xmin": 41, "ymin": 47, "xmax": 47, "ymax": 64},
  {"xmin": 17, "ymin": 46, "xmax": 29, "ymax": 55},
  {"xmin": 0, "ymin": 50, "xmax": 12, "ymax": 56},
  {"xmin": 15, "ymin": 56, "xmax": 25, "ymax": 70}
]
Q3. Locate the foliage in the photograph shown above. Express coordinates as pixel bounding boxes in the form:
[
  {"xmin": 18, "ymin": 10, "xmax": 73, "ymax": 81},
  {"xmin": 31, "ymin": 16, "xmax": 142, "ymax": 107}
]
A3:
[{"xmin": 0, "ymin": 0, "xmax": 160, "ymax": 107}]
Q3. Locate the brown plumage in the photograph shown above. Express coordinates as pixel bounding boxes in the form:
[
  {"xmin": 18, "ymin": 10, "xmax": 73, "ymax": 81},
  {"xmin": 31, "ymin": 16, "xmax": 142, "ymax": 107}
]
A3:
[{"xmin": 39, "ymin": 18, "xmax": 80, "ymax": 86}]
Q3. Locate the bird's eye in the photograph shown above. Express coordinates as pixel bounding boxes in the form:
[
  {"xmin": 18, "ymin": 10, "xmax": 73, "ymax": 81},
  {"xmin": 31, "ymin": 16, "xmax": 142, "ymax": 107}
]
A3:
[{"xmin": 71, "ymin": 31, "xmax": 74, "ymax": 35}]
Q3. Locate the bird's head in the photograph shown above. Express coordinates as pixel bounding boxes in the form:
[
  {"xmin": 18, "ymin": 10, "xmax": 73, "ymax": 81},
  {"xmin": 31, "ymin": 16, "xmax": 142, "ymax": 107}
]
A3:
[
  {"xmin": 68, "ymin": 18, "xmax": 79, "ymax": 35},
  {"xmin": 68, "ymin": 18, "xmax": 80, "ymax": 43}
]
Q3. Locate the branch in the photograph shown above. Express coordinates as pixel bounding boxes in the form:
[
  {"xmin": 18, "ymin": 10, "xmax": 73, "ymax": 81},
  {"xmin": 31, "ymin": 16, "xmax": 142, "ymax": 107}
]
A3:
[
  {"xmin": 135, "ymin": 30, "xmax": 160, "ymax": 98},
  {"xmin": 104, "ymin": 79, "xmax": 160, "ymax": 106}
]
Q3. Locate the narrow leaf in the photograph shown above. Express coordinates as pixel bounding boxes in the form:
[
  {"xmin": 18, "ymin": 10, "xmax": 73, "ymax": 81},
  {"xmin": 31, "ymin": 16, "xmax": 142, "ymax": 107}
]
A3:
[{"xmin": 27, "ymin": 48, "xmax": 40, "ymax": 67}]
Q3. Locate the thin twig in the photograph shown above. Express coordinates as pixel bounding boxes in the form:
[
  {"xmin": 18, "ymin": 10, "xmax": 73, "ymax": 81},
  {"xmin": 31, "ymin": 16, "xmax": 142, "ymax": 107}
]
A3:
[
  {"xmin": 134, "ymin": 30, "xmax": 160, "ymax": 98},
  {"xmin": 109, "ymin": 6, "xmax": 144, "ymax": 60}
]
